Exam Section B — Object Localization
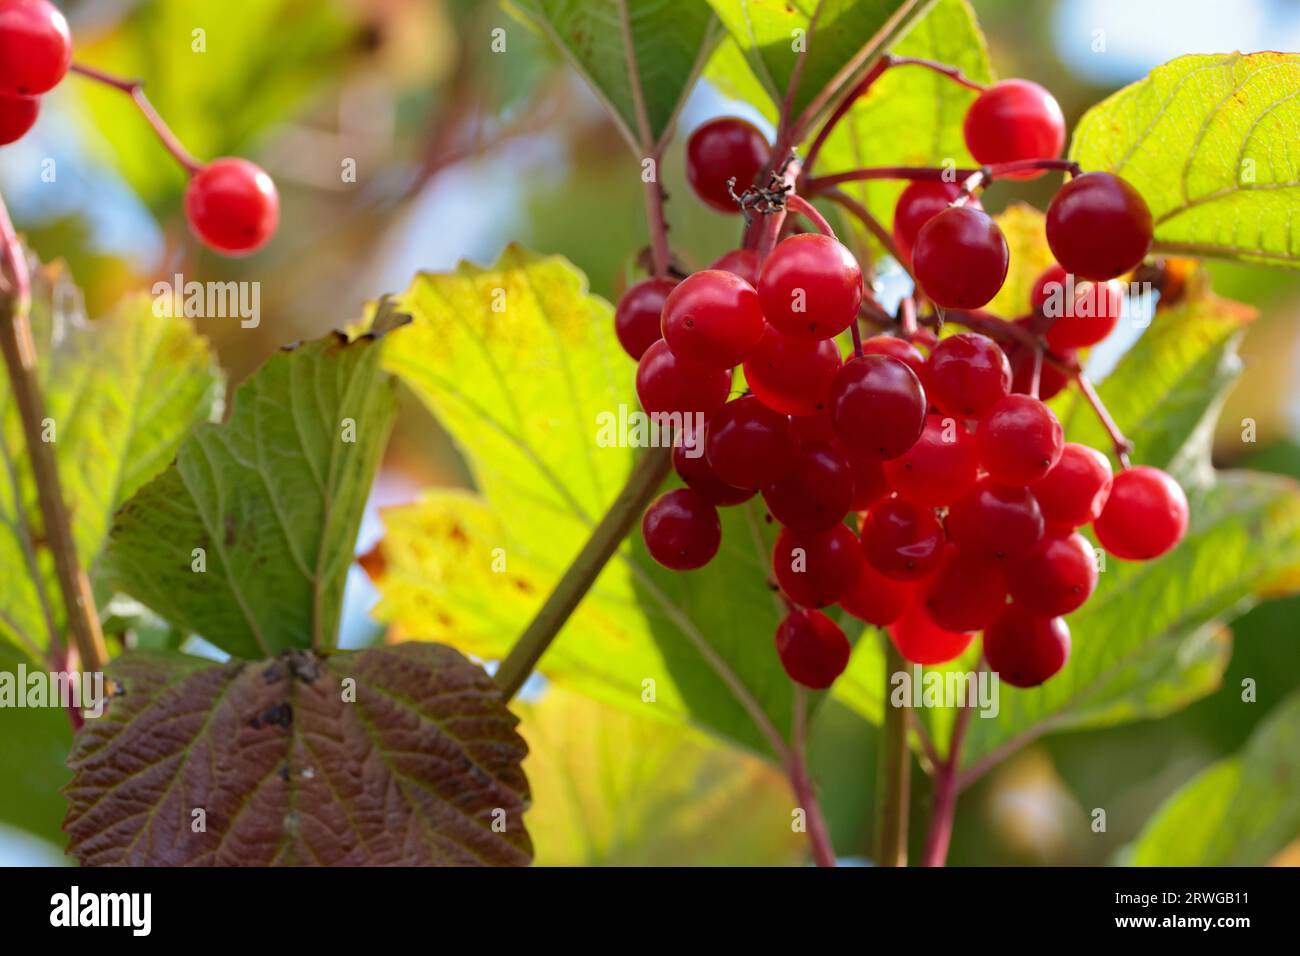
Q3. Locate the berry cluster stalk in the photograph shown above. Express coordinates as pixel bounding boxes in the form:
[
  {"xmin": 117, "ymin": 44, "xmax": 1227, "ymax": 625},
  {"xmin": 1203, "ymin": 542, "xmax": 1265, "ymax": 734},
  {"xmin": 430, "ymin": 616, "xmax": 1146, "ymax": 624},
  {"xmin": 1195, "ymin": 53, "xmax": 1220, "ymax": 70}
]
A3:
[
  {"xmin": 69, "ymin": 63, "xmax": 202, "ymax": 174},
  {"xmin": 0, "ymin": 190, "xmax": 108, "ymax": 685}
]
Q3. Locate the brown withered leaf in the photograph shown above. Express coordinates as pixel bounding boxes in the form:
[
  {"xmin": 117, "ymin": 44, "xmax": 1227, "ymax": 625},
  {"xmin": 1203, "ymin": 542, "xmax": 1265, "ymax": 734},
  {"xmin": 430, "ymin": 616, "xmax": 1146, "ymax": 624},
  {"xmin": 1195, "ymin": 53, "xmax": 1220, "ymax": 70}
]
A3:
[{"xmin": 64, "ymin": 643, "xmax": 531, "ymax": 865}]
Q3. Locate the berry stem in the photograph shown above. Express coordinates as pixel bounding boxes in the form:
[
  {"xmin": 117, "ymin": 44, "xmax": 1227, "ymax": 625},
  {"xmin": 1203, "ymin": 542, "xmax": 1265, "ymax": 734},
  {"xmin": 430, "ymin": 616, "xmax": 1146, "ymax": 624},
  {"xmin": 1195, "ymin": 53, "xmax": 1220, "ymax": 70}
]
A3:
[
  {"xmin": 885, "ymin": 55, "xmax": 988, "ymax": 91},
  {"xmin": 806, "ymin": 158, "xmax": 1081, "ymax": 195},
  {"xmin": 821, "ymin": 188, "xmax": 915, "ymax": 283},
  {"xmin": 875, "ymin": 639, "xmax": 912, "ymax": 866},
  {"xmin": 920, "ymin": 674, "xmax": 976, "ymax": 867},
  {"xmin": 494, "ymin": 445, "xmax": 673, "ymax": 699},
  {"xmin": 785, "ymin": 194, "xmax": 836, "ymax": 238},
  {"xmin": 1075, "ymin": 372, "xmax": 1134, "ymax": 468},
  {"xmin": 641, "ymin": 174, "xmax": 670, "ymax": 278},
  {"xmin": 790, "ymin": 686, "xmax": 837, "ymax": 867},
  {"xmin": 0, "ymin": 191, "xmax": 108, "ymax": 678},
  {"xmin": 1029, "ymin": 346, "xmax": 1044, "ymax": 398},
  {"xmin": 69, "ymin": 62, "xmax": 203, "ymax": 175}
]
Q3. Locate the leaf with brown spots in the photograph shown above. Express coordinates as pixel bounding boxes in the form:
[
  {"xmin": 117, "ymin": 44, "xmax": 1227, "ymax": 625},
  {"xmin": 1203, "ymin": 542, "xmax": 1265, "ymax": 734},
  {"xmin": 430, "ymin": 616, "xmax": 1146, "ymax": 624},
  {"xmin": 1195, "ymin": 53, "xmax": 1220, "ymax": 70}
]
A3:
[{"xmin": 63, "ymin": 642, "xmax": 532, "ymax": 866}]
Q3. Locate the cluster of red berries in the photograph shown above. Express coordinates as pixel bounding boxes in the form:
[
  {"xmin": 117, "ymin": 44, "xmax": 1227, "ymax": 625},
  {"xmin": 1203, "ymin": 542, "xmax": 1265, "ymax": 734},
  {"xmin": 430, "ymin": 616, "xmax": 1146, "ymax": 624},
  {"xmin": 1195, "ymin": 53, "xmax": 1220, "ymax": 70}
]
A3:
[
  {"xmin": 0, "ymin": 0, "xmax": 278, "ymax": 256},
  {"xmin": 620, "ymin": 77, "xmax": 1188, "ymax": 694}
]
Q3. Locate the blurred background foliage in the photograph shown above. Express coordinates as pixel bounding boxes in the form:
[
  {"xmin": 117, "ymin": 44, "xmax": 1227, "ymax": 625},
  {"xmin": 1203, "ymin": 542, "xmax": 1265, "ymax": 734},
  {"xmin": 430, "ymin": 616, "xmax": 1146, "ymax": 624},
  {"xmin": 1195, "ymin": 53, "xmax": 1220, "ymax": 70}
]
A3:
[{"xmin": 1, "ymin": 0, "xmax": 1298, "ymax": 866}]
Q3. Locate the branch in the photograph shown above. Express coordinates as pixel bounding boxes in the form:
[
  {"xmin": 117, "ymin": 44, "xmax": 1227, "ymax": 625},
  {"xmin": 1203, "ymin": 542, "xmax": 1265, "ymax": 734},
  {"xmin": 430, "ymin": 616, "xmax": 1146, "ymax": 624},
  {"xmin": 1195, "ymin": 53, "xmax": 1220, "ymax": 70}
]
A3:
[
  {"xmin": 791, "ymin": 686, "xmax": 836, "ymax": 867},
  {"xmin": 0, "ymin": 192, "xmax": 108, "ymax": 675},
  {"xmin": 807, "ymin": 158, "xmax": 1081, "ymax": 196},
  {"xmin": 494, "ymin": 445, "xmax": 672, "ymax": 699},
  {"xmin": 920, "ymin": 668, "xmax": 978, "ymax": 867},
  {"xmin": 642, "ymin": 174, "xmax": 670, "ymax": 278},
  {"xmin": 875, "ymin": 639, "xmax": 911, "ymax": 866},
  {"xmin": 70, "ymin": 63, "xmax": 203, "ymax": 174}
]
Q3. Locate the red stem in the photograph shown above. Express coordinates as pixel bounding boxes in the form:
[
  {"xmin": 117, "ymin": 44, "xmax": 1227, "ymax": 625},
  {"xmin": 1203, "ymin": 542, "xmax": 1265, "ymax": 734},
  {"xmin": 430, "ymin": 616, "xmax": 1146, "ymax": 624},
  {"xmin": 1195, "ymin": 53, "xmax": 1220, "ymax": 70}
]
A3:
[
  {"xmin": 785, "ymin": 194, "xmax": 835, "ymax": 238},
  {"xmin": 1076, "ymin": 372, "xmax": 1134, "ymax": 467},
  {"xmin": 921, "ymin": 679, "xmax": 976, "ymax": 867},
  {"xmin": 642, "ymin": 174, "xmax": 670, "ymax": 278},
  {"xmin": 70, "ymin": 63, "xmax": 203, "ymax": 174},
  {"xmin": 790, "ymin": 687, "xmax": 836, "ymax": 867},
  {"xmin": 807, "ymin": 158, "xmax": 1081, "ymax": 195}
]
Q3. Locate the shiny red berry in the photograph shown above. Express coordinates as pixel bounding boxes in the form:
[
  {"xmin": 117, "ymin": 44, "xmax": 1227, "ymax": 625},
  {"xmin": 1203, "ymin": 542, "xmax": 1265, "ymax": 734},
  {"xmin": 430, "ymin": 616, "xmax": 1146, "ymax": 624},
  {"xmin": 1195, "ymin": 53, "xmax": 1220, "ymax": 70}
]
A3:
[
  {"xmin": 661, "ymin": 269, "xmax": 764, "ymax": 368},
  {"xmin": 913, "ymin": 205, "xmax": 1009, "ymax": 309},
  {"xmin": 1008, "ymin": 531, "xmax": 1098, "ymax": 616},
  {"xmin": 976, "ymin": 394, "xmax": 1064, "ymax": 485},
  {"xmin": 829, "ymin": 354, "xmax": 927, "ymax": 461},
  {"xmin": 757, "ymin": 233, "xmax": 863, "ymax": 339},
  {"xmin": 705, "ymin": 394, "xmax": 797, "ymax": 489},
  {"xmin": 762, "ymin": 443, "xmax": 854, "ymax": 532},
  {"xmin": 984, "ymin": 605, "xmax": 1070, "ymax": 688},
  {"xmin": 1093, "ymin": 465, "xmax": 1188, "ymax": 560},
  {"xmin": 686, "ymin": 117, "xmax": 769, "ymax": 213},
  {"xmin": 0, "ymin": 0, "xmax": 71, "ymax": 96},
  {"xmin": 922, "ymin": 545, "xmax": 1008, "ymax": 633},
  {"xmin": 884, "ymin": 414, "xmax": 979, "ymax": 508},
  {"xmin": 888, "ymin": 601, "xmax": 974, "ymax": 666},
  {"xmin": 839, "ymin": 560, "xmax": 914, "ymax": 627},
  {"xmin": 711, "ymin": 248, "xmax": 762, "ymax": 287},
  {"xmin": 789, "ymin": 409, "xmax": 838, "ymax": 446},
  {"xmin": 642, "ymin": 488, "xmax": 722, "ymax": 571},
  {"xmin": 185, "ymin": 158, "xmax": 280, "ymax": 256},
  {"xmin": 1031, "ymin": 264, "xmax": 1124, "ymax": 349},
  {"xmin": 775, "ymin": 609, "xmax": 851, "ymax": 689},
  {"xmin": 844, "ymin": 444, "xmax": 891, "ymax": 510},
  {"xmin": 892, "ymin": 180, "xmax": 978, "ymax": 262},
  {"xmin": 614, "ymin": 276, "xmax": 675, "ymax": 360},
  {"xmin": 742, "ymin": 323, "xmax": 842, "ymax": 416},
  {"xmin": 860, "ymin": 495, "xmax": 945, "ymax": 581},
  {"xmin": 1032, "ymin": 442, "xmax": 1113, "ymax": 528},
  {"xmin": 672, "ymin": 438, "xmax": 754, "ymax": 507},
  {"xmin": 1046, "ymin": 172, "xmax": 1153, "ymax": 281},
  {"xmin": 0, "ymin": 91, "xmax": 37, "ymax": 145},
  {"xmin": 773, "ymin": 523, "xmax": 863, "ymax": 608},
  {"xmin": 963, "ymin": 79, "xmax": 1066, "ymax": 177},
  {"xmin": 946, "ymin": 476, "xmax": 1045, "ymax": 561},
  {"xmin": 636, "ymin": 339, "xmax": 733, "ymax": 419},
  {"xmin": 925, "ymin": 332, "xmax": 1012, "ymax": 418},
  {"xmin": 860, "ymin": 334, "xmax": 928, "ymax": 381}
]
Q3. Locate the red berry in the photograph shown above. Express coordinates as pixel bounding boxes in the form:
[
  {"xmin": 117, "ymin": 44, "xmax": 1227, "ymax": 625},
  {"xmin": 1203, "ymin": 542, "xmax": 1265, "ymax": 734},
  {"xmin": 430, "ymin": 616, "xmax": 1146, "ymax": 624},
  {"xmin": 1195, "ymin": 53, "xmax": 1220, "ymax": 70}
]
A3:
[
  {"xmin": 184, "ymin": 158, "xmax": 280, "ymax": 256},
  {"xmin": 984, "ymin": 605, "xmax": 1070, "ymax": 688},
  {"xmin": 686, "ymin": 117, "xmax": 769, "ymax": 213},
  {"xmin": 839, "ymin": 560, "xmax": 914, "ymax": 627},
  {"xmin": 892, "ymin": 180, "xmax": 978, "ymax": 262},
  {"xmin": 976, "ymin": 394, "xmax": 1064, "ymax": 485},
  {"xmin": 829, "ymin": 354, "xmax": 926, "ymax": 461},
  {"xmin": 1008, "ymin": 531, "xmax": 1098, "ymax": 616},
  {"xmin": 642, "ymin": 488, "xmax": 722, "ymax": 571},
  {"xmin": 860, "ymin": 334, "xmax": 928, "ymax": 381},
  {"xmin": 946, "ymin": 476, "xmax": 1045, "ymax": 560},
  {"xmin": 925, "ymin": 332, "xmax": 1012, "ymax": 418},
  {"xmin": 0, "ymin": 91, "xmax": 37, "ymax": 145},
  {"xmin": 1093, "ymin": 465, "xmax": 1188, "ymax": 560},
  {"xmin": 963, "ymin": 79, "xmax": 1066, "ymax": 177},
  {"xmin": 0, "ymin": 0, "xmax": 71, "ymax": 96},
  {"xmin": 844, "ymin": 444, "xmax": 891, "ymax": 510},
  {"xmin": 913, "ymin": 206, "xmax": 1009, "ymax": 309},
  {"xmin": 860, "ymin": 495, "xmax": 945, "ymax": 581},
  {"xmin": 614, "ymin": 276, "xmax": 675, "ymax": 360},
  {"xmin": 775, "ymin": 609, "xmax": 851, "ymax": 689},
  {"xmin": 757, "ymin": 233, "xmax": 863, "ymax": 339},
  {"xmin": 1003, "ymin": 316, "xmax": 1073, "ymax": 400},
  {"xmin": 773, "ymin": 523, "xmax": 863, "ymax": 608},
  {"xmin": 762, "ymin": 443, "xmax": 853, "ymax": 532},
  {"xmin": 884, "ymin": 414, "xmax": 979, "ymax": 508},
  {"xmin": 789, "ymin": 409, "xmax": 838, "ymax": 446},
  {"xmin": 672, "ymin": 437, "xmax": 754, "ymax": 506},
  {"xmin": 1046, "ymin": 172, "xmax": 1153, "ymax": 281},
  {"xmin": 1032, "ymin": 442, "xmax": 1113, "ymax": 528},
  {"xmin": 922, "ymin": 545, "xmax": 1008, "ymax": 632},
  {"xmin": 636, "ymin": 339, "xmax": 733, "ymax": 419},
  {"xmin": 661, "ymin": 269, "xmax": 764, "ymax": 368},
  {"xmin": 1031, "ymin": 264, "xmax": 1124, "ymax": 349},
  {"xmin": 888, "ymin": 601, "xmax": 974, "ymax": 666},
  {"xmin": 742, "ymin": 323, "xmax": 842, "ymax": 416},
  {"xmin": 711, "ymin": 248, "xmax": 762, "ymax": 287},
  {"xmin": 705, "ymin": 394, "xmax": 796, "ymax": 489}
]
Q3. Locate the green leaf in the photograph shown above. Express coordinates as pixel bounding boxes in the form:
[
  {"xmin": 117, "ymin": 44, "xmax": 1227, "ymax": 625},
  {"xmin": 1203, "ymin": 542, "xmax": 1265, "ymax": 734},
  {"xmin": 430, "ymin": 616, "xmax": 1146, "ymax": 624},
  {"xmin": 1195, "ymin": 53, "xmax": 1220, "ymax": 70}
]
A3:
[
  {"xmin": 706, "ymin": 0, "xmax": 930, "ymax": 126},
  {"xmin": 0, "ymin": 265, "xmax": 219, "ymax": 660},
  {"xmin": 1133, "ymin": 691, "xmax": 1300, "ymax": 865},
  {"xmin": 1070, "ymin": 53, "xmax": 1300, "ymax": 268},
  {"xmin": 520, "ymin": 687, "xmax": 804, "ymax": 865},
  {"xmin": 104, "ymin": 321, "xmax": 401, "ymax": 660},
  {"xmin": 368, "ymin": 246, "xmax": 801, "ymax": 757},
  {"xmin": 0, "ymin": 644, "xmax": 73, "ymax": 846},
  {"xmin": 509, "ymin": 0, "xmax": 720, "ymax": 153},
  {"xmin": 816, "ymin": 0, "xmax": 992, "ymax": 234},
  {"xmin": 64, "ymin": 643, "xmax": 531, "ymax": 865},
  {"xmin": 986, "ymin": 202, "xmax": 1054, "ymax": 320}
]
